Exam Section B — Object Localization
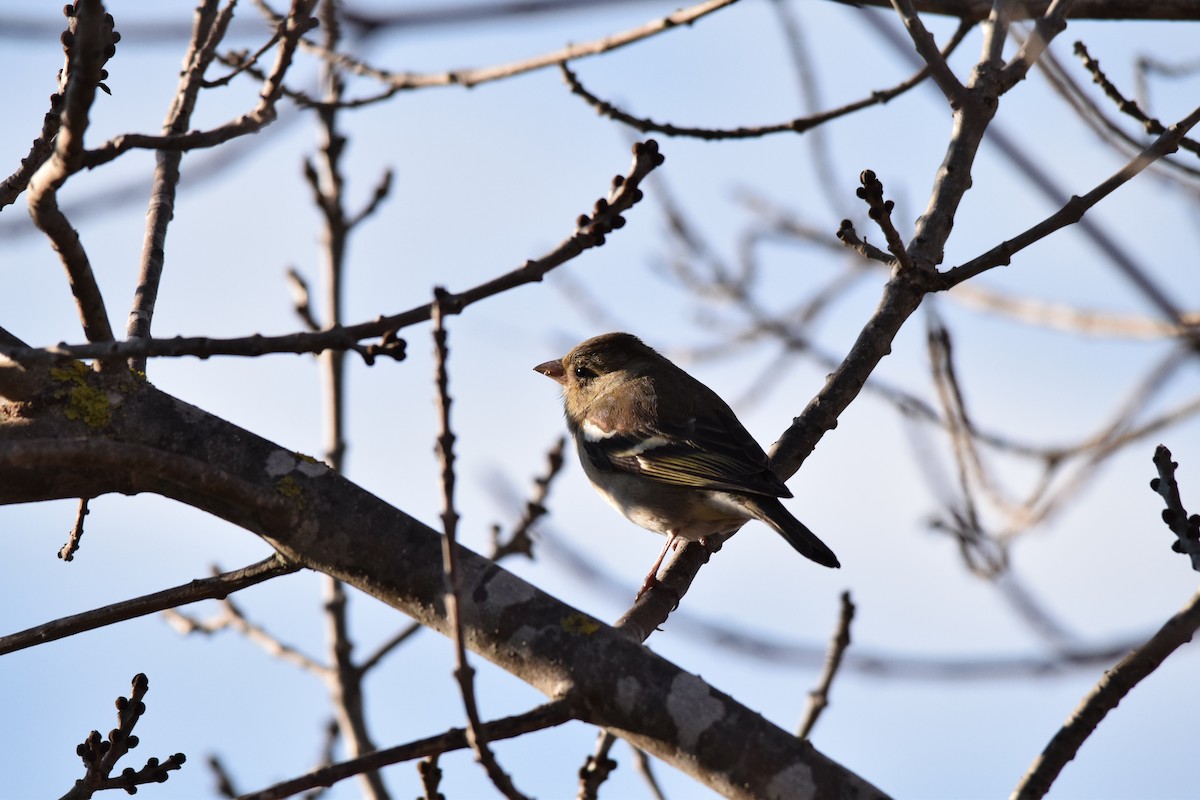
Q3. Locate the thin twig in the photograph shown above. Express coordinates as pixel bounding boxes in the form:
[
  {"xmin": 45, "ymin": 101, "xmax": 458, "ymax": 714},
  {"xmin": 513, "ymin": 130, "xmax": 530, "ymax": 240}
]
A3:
[
  {"xmin": 577, "ymin": 732, "xmax": 618, "ymax": 800},
  {"xmin": 80, "ymin": 0, "xmax": 318, "ymax": 170},
  {"xmin": 285, "ymin": 267, "xmax": 321, "ymax": 331},
  {"xmin": 164, "ymin": 591, "xmax": 326, "ymax": 675},
  {"xmin": 854, "ymin": 170, "xmax": 916, "ymax": 272},
  {"xmin": 238, "ymin": 701, "xmax": 574, "ymax": 800},
  {"xmin": 1011, "ymin": 584, "xmax": 1200, "ymax": 800},
  {"xmin": 432, "ymin": 289, "xmax": 528, "ymax": 800},
  {"xmin": 278, "ymin": 0, "xmax": 741, "ymax": 108},
  {"xmin": 127, "ymin": 0, "xmax": 236, "ymax": 374},
  {"xmin": 1075, "ymin": 41, "xmax": 1200, "ymax": 156},
  {"xmin": 797, "ymin": 591, "xmax": 856, "ymax": 740},
  {"xmin": 355, "ymin": 621, "xmax": 423, "ymax": 675},
  {"xmin": 558, "ymin": 18, "xmax": 973, "ymax": 141},
  {"xmin": 1151, "ymin": 445, "xmax": 1200, "ymax": 570},
  {"xmin": 887, "ymin": 0, "xmax": 967, "ymax": 106},
  {"xmin": 417, "ymin": 756, "xmax": 443, "ymax": 800},
  {"xmin": 0, "ymin": 554, "xmax": 298, "ymax": 656},
  {"xmin": 490, "ymin": 436, "xmax": 566, "ymax": 561},
  {"xmin": 58, "ymin": 497, "xmax": 90, "ymax": 561},
  {"xmin": 60, "ymin": 674, "xmax": 187, "ymax": 800},
  {"xmin": 1, "ymin": 141, "xmax": 664, "ymax": 365},
  {"xmin": 939, "ymin": 103, "xmax": 1200, "ymax": 289}
]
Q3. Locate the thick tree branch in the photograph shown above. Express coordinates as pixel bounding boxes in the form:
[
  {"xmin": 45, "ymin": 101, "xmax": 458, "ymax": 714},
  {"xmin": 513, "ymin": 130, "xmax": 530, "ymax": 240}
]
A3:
[{"xmin": 0, "ymin": 373, "xmax": 887, "ymax": 800}]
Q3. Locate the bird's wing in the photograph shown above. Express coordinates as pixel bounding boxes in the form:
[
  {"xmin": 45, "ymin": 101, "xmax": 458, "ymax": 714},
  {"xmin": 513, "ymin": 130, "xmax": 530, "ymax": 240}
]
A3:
[{"xmin": 581, "ymin": 399, "xmax": 791, "ymax": 499}]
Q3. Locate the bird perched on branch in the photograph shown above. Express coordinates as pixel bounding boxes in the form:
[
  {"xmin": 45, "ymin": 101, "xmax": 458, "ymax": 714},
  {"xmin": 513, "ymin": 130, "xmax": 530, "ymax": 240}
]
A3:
[{"xmin": 534, "ymin": 332, "xmax": 838, "ymax": 599}]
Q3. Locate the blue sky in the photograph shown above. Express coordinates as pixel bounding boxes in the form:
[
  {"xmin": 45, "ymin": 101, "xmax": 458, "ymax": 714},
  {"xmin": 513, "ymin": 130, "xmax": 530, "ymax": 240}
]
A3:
[{"xmin": 2, "ymin": 2, "xmax": 1199, "ymax": 798}]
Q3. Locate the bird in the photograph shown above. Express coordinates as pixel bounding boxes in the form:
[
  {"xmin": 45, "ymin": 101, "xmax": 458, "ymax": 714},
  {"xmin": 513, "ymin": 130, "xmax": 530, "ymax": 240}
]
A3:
[{"xmin": 534, "ymin": 332, "xmax": 838, "ymax": 598}]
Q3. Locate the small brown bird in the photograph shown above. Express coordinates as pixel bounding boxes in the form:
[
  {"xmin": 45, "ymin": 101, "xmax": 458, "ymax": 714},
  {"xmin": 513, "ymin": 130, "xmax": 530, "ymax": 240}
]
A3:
[{"xmin": 535, "ymin": 332, "xmax": 838, "ymax": 597}]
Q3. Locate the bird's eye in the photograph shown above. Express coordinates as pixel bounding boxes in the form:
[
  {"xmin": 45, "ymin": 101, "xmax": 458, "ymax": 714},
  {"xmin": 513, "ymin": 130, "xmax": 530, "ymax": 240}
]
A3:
[{"xmin": 573, "ymin": 365, "xmax": 597, "ymax": 381}]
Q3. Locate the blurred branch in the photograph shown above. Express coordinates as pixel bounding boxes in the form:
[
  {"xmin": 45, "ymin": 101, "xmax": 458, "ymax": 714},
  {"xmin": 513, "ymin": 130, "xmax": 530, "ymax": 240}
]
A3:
[
  {"xmin": 949, "ymin": 283, "xmax": 1200, "ymax": 338},
  {"xmin": 838, "ymin": 0, "xmax": 1200, "ymax": 19},
  {"xmin": 165, "ymin": 585, "xmax": 326, "ymax": 675},
  {"xmin": 1074, "ymin": 41, "xmax": 1200, "ymax": 157},
  {"xmin": 538, "ymin": 524, "xmax": 1151, "ymax": 680}
]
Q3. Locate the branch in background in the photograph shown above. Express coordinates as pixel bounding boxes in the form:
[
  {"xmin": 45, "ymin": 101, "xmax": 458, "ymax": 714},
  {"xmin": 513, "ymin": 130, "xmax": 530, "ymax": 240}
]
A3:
[
  {"xmin": 165, "ymin": 580, "xmax": 326, "ymax": 675},
  {"xmin": 630, "ymin": 747, "xmax": 668, "ymax": 800},
  {"xmin": 0, "ymin": 140, "xmax": 664, "ymax": 365},
  {"xmin": 537, "ymin": 523, "xmax": 1149, "ymax": 680},
  {"xmin": 836, "ymin": 0, "xmax": 1198, "ymax": 20}
]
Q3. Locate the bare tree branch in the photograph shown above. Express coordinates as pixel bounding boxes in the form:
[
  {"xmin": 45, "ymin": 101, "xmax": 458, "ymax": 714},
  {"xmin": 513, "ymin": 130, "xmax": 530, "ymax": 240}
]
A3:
[
  {"xmin": 1012, "ymin": 582, "xmax": 1200, "ymax": 800},
  {"xmin": 26, "ymin": 0, "xmax": 119, "ymax": 345},
  {"xmin": 0, "ymin": 554, "xmax": 298, "ymax": 656},
  {"xmin": 797, "ymin": 591, "xmax": 856, "ymax": 740},
  {"xmin": 0, "ymin": 140, "xmax": 664, "ymax": 365}
]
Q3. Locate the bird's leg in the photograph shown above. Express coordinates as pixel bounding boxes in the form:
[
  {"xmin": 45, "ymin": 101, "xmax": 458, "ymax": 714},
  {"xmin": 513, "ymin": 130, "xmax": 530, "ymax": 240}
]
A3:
[{"xmin": 636, "ymin": 534, "xmax": 677, "ymax": 601}]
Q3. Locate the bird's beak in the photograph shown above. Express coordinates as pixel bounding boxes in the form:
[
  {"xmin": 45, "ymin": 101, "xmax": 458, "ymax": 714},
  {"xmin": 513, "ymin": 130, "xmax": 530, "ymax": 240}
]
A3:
[{"xmin": 534, "ymin": 359, "xmax": 566, "ymax": 385}]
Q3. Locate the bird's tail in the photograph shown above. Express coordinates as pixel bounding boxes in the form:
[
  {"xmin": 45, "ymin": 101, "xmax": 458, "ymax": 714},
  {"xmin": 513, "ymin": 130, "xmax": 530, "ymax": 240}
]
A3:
[{"xmin": 753, "ymin": 496, "xmax": 840, "ymax": 568}]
